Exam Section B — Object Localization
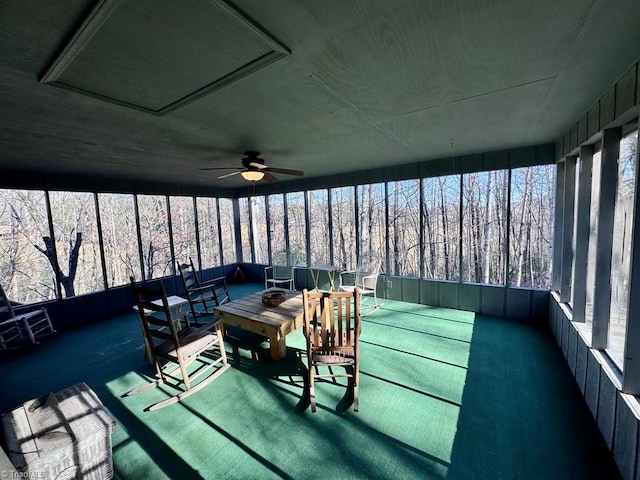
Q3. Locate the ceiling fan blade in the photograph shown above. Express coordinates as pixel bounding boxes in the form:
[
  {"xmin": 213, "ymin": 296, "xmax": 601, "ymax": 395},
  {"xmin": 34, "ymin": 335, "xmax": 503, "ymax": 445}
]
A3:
[
  {"xmin": 263, "ymin": 172, "xmax": 279, "ymax": 183},
  {"xmin": 199, "ymin": 166, "xmax": 243, "ymax": 171},
  {"xmin": 248, "ymin": 161, "xmax": 268, "ymax": 170},
  {"xmin": 265, "ymin": 167, "xmax": 304, "ymax": 176},
  {"xmin": 217, "ymin": 171, "xmax": 243, "ymax": 179}
]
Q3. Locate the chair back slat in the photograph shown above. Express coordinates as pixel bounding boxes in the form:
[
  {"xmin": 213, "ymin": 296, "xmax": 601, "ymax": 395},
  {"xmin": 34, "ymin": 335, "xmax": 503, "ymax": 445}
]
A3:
[
  {"xmin": 178, "ymin": 259, "xmax": 201, "ymax": 291},
  {"xmin": 130, "ymin": 277, "xmax": 180, "ymax": 357},
  {"xmin": 302, "ymin": 288, "xmax": 361, "ymax": 412},
  {"xmin": 303, "ymin": 289, "xmax": 360, "ymax": 351}
]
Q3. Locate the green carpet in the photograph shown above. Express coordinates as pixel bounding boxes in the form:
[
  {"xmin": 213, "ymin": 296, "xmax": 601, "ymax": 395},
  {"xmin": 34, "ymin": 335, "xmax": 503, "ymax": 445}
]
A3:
[{"xmin": 0, "ymin": 283, "xmax": 620, "ymax": 479}]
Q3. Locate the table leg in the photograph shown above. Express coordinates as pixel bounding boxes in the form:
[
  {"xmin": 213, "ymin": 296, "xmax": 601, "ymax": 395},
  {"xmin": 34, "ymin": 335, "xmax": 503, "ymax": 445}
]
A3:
[
  {"xmin": 309, "ymin": 269, "xmax": 320, "ymax": 291},
  {"xmin": 327, "ymin": 270, "xmax": 336, "ymax": 291},
  {"xmin": 269, "ymin": 333, "xmax": 287, "ymax": 360}
]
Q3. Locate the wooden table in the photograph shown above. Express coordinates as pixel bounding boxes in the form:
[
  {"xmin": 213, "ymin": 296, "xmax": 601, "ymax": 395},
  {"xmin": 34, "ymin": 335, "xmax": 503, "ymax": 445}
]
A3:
[
  {"xmin": 214, "ymin": 289, "xmax": 304, "ymax": 360},
  {"xmin": 308, "ymin": 265, "xmax": 338, "ymax": 291}
]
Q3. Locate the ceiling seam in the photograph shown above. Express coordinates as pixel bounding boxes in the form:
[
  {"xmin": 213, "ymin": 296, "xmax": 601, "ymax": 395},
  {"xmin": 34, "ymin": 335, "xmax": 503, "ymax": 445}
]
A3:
[
  {"xmin": 308, "ymin": 71, "xmax": 416, "ymax": 154},
  {"xmin": 396, "ymin": 75, "xmax": 559, "ymax": 117}
]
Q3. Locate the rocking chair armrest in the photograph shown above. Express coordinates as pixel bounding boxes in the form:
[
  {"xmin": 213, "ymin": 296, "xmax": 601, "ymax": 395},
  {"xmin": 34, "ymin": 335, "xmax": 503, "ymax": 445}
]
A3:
[
  {"xmin": 0, "ymin": 309, "xmax": 48, "ymax": 328},
  {"xmin": 199, "ymin": 276, "xmax": 227, "ymax": 289},
  {"xmin": 8, "ymin": 308, "xmax": 47, "ymax": 321},
  {"xmin": 187, "ymin": 283, "xmax": 218, "ymax": 294},
  {"xmin": 0, "ymin": 316, "xmax": 23, "ymax": 328}
]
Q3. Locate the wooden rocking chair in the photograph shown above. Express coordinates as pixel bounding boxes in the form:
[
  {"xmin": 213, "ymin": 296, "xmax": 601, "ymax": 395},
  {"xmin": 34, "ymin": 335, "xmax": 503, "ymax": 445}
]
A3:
[
  {"xmin": 177, "ymin": 257, "xmax": 231, "ymax": 324},
  {"xmin": 125, "ymin": 278, "xmax": 230, "ymax": 411}
]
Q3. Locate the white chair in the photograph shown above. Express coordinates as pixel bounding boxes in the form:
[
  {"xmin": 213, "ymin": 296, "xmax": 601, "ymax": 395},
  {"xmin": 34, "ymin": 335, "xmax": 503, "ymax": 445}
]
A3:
[
  {"xmin": 0, "ymin": 284, "xmax": 55, "ymax": 350},
  {"xmin": 339, "ymin": 252, "xmax": 382, "ymax": 315},
  {"xmin": 265, "ymin": 251, "xmax": 296, "ymax": 290}
]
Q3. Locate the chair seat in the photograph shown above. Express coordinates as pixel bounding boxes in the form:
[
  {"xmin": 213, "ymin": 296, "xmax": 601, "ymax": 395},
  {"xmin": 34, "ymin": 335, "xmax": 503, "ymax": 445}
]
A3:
[
  {"xmin": 339, "ymin": 285, "xmax": 375, "ymax": 295},
  {"xmin": 156, "ymin": 323, "xmax": 219, "ymax": 361},
  {"xmin": 312, "ymin": 352, "xmax": 355, "ymax": 365}
]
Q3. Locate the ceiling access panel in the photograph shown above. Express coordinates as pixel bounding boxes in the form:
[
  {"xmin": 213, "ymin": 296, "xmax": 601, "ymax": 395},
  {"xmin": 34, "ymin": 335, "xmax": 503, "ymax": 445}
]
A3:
[{"xmin": 39, "ymin": 0, "xmax": 290, "ymax": 115}]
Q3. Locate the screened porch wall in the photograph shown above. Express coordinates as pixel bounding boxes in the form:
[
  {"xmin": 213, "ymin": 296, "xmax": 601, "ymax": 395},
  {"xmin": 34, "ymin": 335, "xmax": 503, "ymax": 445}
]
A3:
[
  {"xmin": 0, "ymin": 141, "xmax": 556, "ymax": 330},
  {"xmin": 551, "ymin": 59, "xmax": 640, "ymax": 480},
  {"xmin": 241, "ymin": 262, "xmax": 550, "ymax": 324}
]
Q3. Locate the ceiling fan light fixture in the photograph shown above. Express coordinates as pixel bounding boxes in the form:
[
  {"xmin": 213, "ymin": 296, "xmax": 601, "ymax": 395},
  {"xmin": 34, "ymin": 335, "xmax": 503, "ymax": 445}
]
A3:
[{"xmin": 241, "ymin": 170, "xmax": 264, "ymax": 182}]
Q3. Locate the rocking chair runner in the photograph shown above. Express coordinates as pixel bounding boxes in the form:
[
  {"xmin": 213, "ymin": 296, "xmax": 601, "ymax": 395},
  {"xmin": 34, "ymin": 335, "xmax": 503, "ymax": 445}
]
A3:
[
  {"xmin": 302, "ymin": 288, "xmax": 361, "ymax": 413},
  {"xmin": 125, "ymin": 278, "xmax": 230, "ymax": 411},
  {"xmin": 0, "ymin": 284, "xmax": 55, "ymax": 350}
]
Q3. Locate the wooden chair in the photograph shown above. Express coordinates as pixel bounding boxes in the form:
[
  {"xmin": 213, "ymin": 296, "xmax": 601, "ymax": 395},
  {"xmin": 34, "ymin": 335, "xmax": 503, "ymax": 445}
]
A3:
[
  {"xmin": 177, "ymin": 257, "xmax": 230, "ymax": 324},
  {"xmin": 178, "ymin": 259, "xmax": 267, "ymax": 360},
  {"xmin": 125, "ymin": 278, "xmax": 230, "ymax": 411},
  {"xmin": 0, "ymin": 284, "xmax": 55, "ymax": 350},
  {"xmin": 338, "ymin": 252, "xmax": 382, "ymax": 315},
  {"xmin": 302, "ymin": 288, "xmax": 361, "ymax": 412}
]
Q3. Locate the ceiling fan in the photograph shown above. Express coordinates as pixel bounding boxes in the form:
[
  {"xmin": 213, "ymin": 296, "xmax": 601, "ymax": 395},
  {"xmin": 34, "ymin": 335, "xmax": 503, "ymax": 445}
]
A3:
[{"xmin": 200, "ymin": 151, "xmax": 304, "ymax": 182}]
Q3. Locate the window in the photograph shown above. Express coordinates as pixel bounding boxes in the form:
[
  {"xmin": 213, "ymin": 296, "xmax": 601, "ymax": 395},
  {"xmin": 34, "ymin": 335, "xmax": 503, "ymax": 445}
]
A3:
[
  {"xmin": 608, "ymin": 130, "xmax": 638, "ymax": 368},
  {"xmin": 238, "ymin": 197, "xmax": 252, "ymax": 263},
  {"xmin": 388, "ymin": 180, "xmax": 420, "ymax": 276},
  {"xmin": 196, "ymin": 197, "xmax": 221, "ymax": 269},
  {"xmin": 308, "ymin": 189, "xmax": 330, "ymax": 266},
  {"xmin": 137, "ymin": 195, "xmax": 172, "ymax": 279},
  {"xmin": 218, "ymin": 198, "xmax": 236, "ymax": 265},
  {"xmin": 251, "ymin": 196, "xmax": 269, "ymax": 264},
  {"xmin": 585, "ymin": 151, "xmax": 602, "ymax": 330},
  {"xmin": 268, "ymin": 194, "xmax": 286, "ymax": 262},
  {"xmin": 169, "ymin": 196, "xmax": 197, "ymax": 267},
  {"xmin": 49, "ymin": 191, "xmax": 103, "ymax": 296},
  {"xmin": 462, "ymin": 170, "xmax": 508, "ymax": 285},
  {"xmin": 0, "ymin": 189, "xmax": 56, "ymax": 302},
  {"xmin": 98, "ymin": 193, "xmax": 140, "ymax": 287},
  {"xmin": 422, "ymin": 175, "xmax": 460, "ymax": 281},
  {"xmin": 331, "ymin": 186, "xmax": 356, "ymax": 270},
  {"xmin": 509, "ymin": 165, "xmax": 555, "ymax": 288},
  {"xmin": 357, "ymin": 183, "xmax": 386, "ymax": 271},
  {"xmin": 286, "ymin": 192, "xmax": 307, "ymax": 265}
]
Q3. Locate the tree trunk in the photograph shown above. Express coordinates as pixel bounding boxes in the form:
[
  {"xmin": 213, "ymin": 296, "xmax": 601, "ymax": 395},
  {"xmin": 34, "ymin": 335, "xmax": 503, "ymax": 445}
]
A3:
[
  {"xmin": 439, "ymin": 180, "xmax": 450, "ymax": 280},
  {"xmin": 393, "ymin": 185, "xmax": 401, "ymax": 275},
  {"xmin": 516, "ymin": 169, "xmax": 532, "ymax": 286},
  {"xmin": 482, "ymin": 172, "xmax": 493, "ymax": 283},
  {"xmin": 35, "ymin": 232, "xmax": 82, "ymax": 297}
]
